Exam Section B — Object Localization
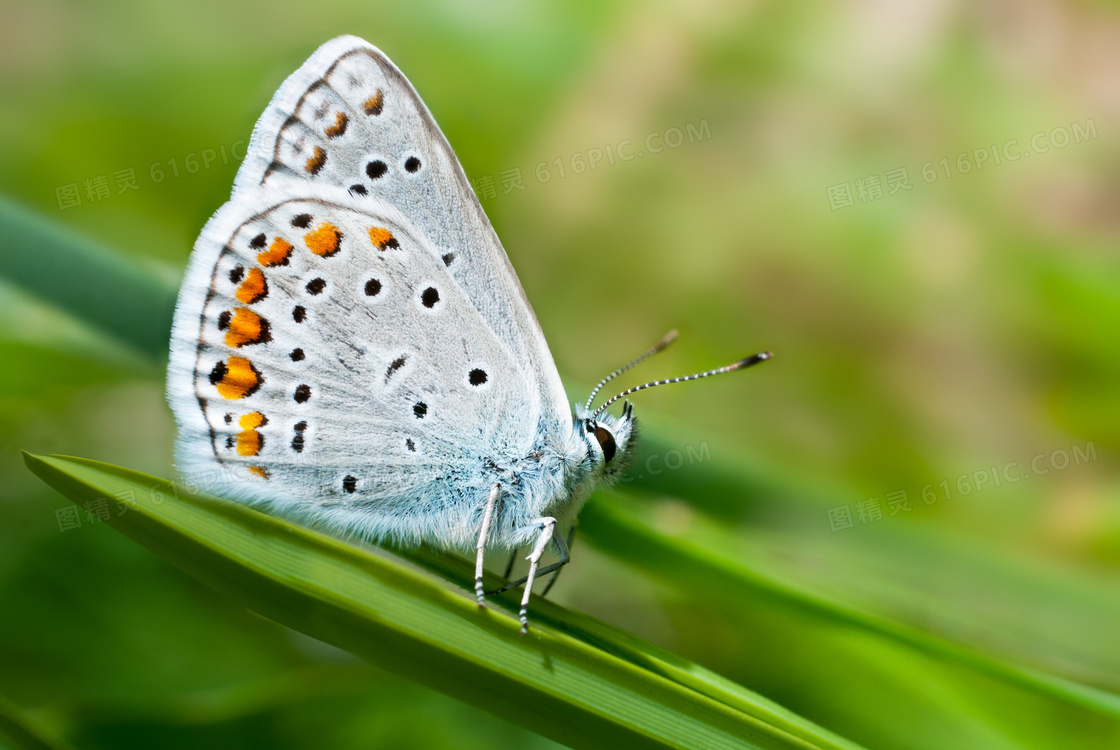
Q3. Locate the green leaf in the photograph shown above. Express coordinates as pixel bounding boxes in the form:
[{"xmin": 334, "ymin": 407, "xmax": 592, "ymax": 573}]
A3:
[
  {"xmin": 396, "ymin": 546, "xmax": 851, "ymax": 749},
  {"xmin": 579, "ymin": 492, "xmax": 1120, "ymax": 718},
  {"xmin": 0, "ymin": 195, "xmax": 176, "ymax": 358},
  {"xmin": 0, "ymin": 694, "xmax": 73, "ymax": 750},
  {"xmin": 577, "ymin": 492, "xmax": 1120, "ymax": 749},
  {"xmin": 625, "ymin": 416, "xmax": 1120, "ymax": 697},
  {"xmin": 22, "ymin": 452, "xmax": 864, "ymax": 750}
]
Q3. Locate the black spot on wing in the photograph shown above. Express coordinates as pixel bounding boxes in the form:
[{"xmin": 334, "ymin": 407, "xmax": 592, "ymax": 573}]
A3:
[
  {"xmin": 292, "ymin": 420, "xmax": 307, "ymax": 453},
  {"xmin": 366, "ymin": 160, "xmax": 387, "ymax": 179},
  {"xmin": 385, "ymin": 355, "xmax": 406, "ymax": 383},
  {"xmin": 306, "ymin": 278, "xmax": 326, "ymax": 295},
  {"xmin": 208, "ymin": 361, "xmax": 228, "ymax": 385}
]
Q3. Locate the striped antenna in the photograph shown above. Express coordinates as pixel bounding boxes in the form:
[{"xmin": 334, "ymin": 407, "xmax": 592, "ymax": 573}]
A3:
[
  {"xmin": 584, "ymin": 330, "xmax": 679, "ymax": 411},
  {"xmin": 591, "ymin": 352, "xmax": 772, "ymax": 421}
]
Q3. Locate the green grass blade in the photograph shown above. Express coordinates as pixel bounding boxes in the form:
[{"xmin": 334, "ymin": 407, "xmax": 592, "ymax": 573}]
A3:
[
  {"xmin": 579, "ymin": 491, "xmax": 1120, "ymax": 719},
  {"xmin": 625, "ymin": 416, "xmax": 1120, "ymax": 693},
  {"xmin": 0, "ymin": 195, "xmax": 176, "ymax": 358},
  {"xmin": 0, "ymin": 694, "xmax": 73, "ymax": 750},
  {"xmin": 398, "ymin": 546, "xmax": 862, "ymax": 750},
  {"xmin": 22, "ymin": 452, "xmax": 866, "ymax": 750}
]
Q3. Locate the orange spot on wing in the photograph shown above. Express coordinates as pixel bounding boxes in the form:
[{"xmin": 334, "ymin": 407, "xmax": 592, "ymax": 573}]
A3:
[
  {"xmin": 236, "ymin": 267, "xmax": 268, "ymax": 304},
  {"xmin": 224, "ymin": 308, "xmax": 270, "ymax": 348},
  {"xmin": 236, "ymin": 430, "xmax": 263, "ymax": 456},
  {"xmin": 258, "ymin": 237, "xmax": 292, "ymax": 267},
  {"xmin": 238, "ymin": 411, "xmax": 267, "ymax": 430},
  {"xmin": 212, "ymin": 356, "xmax": 261, "ymax": 399},
  {"xmin": 324, "ymin": 112, "xmax": 349, "ymax": 138},
  {"xmin": 305, "ymin": 145, "xmax": 327, "ymax": 175},
  {"xmin": 305, "ymin": 223, "xmax": 342, "ymax": 256},
  {"xmin": 363, "ymin": 91, "xmax": 383, "ymax": 115},
  {"xmin": 248, "ymin": 466, "xmax": 270, "ymax": 479},
  {"xmin": 368, "ymin": 226, "xmax": 398, "ymax": 250},
  {"xmin": 235, "ymin": 411, "xmax": 267, "ymax": 456}
]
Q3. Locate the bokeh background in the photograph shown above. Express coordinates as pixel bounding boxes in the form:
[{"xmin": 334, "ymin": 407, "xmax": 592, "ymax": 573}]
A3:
[{"xmin": 1, "ymin": 1, "xmax": 1118, "ymax": 748}]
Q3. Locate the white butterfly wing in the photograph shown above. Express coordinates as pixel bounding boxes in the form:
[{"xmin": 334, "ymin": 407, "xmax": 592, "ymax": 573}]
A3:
[
  {"xmin": 168, "ymin": 37, "xmax": 575, "ymax": 545},
  {"xmin": 169, "ymin": 184, "xmax": 545, "ymax": 543},
  {"xmin": 235, "ymin": 35, "xmax": 569, "ymax": 438}
]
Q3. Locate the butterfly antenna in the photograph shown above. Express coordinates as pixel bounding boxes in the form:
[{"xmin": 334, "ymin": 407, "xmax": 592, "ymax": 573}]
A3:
[
  {"xmin": 585, "ymin": 330, "xmax": 679, "ymax": 411},
  {"xmin": 591, "ymin": 352, "xmax": 772, "ymax": 421}
]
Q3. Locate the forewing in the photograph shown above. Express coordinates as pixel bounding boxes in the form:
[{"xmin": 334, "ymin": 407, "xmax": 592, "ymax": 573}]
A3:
[{"xmin": 233, "ymin": 36, "xmax": 570, "ymax": 437}]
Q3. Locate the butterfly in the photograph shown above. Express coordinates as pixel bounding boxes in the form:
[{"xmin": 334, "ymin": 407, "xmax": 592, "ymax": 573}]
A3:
[{"xmin": 167, "ymin": 35, "xmax": 770, "ymax": 633}]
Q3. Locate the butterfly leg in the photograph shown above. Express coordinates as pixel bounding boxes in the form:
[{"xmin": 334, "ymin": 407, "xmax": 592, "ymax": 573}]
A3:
[
  {"xmin": 540, "ymin": 522, "xmax": 578, "ymax": 598},
  {"xmin": 502, "ymin": 548, "xmax": 518, "ymax": 580},
  {"xmin": 517, "ymin": 517, "xmax": 558, "ymax": 634},
  {"xmin": 475, "ymin": 483, "xmax": 501, "ymax": 606},
  {"xmin": 487, "ymin": 523, "xmax": 571, "ymax": 595},
  {"xmin": 485, "ymin": 518, "xmax": 572, "ymax": 632}
]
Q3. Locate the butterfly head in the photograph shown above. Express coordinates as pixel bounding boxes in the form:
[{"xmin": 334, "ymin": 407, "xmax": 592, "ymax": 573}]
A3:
[
  {"xmin": 575, "ymin": 400, "xmax": 637, "ymax": 484},
  {"xmin": 575, "ymin": 331, "xmax": 771, "ymax": 487}
]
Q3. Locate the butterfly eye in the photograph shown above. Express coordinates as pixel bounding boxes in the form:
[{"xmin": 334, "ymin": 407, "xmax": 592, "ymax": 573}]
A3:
[{"xmin": 592, "ymin": 426, "xmax": 617, "ymax": 464}]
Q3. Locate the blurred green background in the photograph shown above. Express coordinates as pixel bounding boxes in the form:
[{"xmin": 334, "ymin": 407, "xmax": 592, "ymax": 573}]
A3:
[{"xmin": 1, "ymin": 0, "xmax": 1118, "ymax": 748}]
